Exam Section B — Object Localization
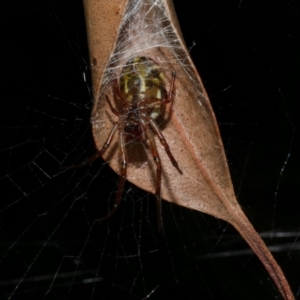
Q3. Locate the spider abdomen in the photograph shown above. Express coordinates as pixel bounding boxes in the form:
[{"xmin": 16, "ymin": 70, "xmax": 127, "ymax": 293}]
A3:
[{"xmin": 119, "ymin": 56, "xmax": 168, "ymax": 121}]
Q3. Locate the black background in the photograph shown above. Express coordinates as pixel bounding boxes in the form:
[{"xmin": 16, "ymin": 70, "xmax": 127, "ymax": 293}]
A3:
[{"xmin": 1, "ymin": 0, "xmax": 299, "ymax": 299}]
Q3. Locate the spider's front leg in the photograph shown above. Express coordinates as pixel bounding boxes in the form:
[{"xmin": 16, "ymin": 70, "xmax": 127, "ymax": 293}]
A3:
[
  {"xmin": 98, "ymin": 122, "xmax": 128, "ymax": 221},
  {"xmin": 62, "ymin": 123, "xmax": 118, "ymax": 170},
  {"xmin": 62, "ymin": 95, "xmax": 120, "ymax": 170},
  {"xmin": 148, "ymin": 118, "xmax": 181, "ymax": 174},
  {"xmin": 140, "ymin": 119, "xmax": 163, "ymax": 232}
]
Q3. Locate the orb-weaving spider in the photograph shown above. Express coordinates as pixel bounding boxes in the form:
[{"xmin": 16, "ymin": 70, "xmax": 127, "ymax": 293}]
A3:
[{"xmin": 71, "ymin": 56, "xmax": 181, "ymax": 230}]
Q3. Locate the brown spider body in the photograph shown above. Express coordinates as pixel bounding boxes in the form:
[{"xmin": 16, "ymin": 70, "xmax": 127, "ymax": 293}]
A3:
[{"xmin": 71, "ymin": 56, "xmax": 180, "ymax": 231}]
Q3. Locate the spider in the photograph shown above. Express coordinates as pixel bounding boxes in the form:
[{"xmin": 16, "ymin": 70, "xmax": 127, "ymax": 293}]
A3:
[{"xmin": 70, "ymin": 56, "xmax": 181, "ymax": 231}]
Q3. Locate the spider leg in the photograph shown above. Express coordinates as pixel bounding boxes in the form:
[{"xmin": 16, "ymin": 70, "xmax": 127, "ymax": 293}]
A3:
[
  {"xmin": 98, "ymin": 127, "xmax": 127, "ymax": 221},
  {"xmin": 112, "ymin": 78, "xmax": 128, "ymax": 108},
  {"xmin": 145, "ymin": 100, "xmax": 163, "ymax": 109},
  {"xmin": 148, "ymin": 118, "xmax": 182, "ymax": 174},
  {"xmin": 165, "ymin": 70, "xmax": 176, "ymax": 103},
  {"xmin": 140, "ymin": 119, "xmax": 163, "ymax": 232},
  {"xmin": 63, "ymin": 95, "xmax": 121, "ymax": 170},
  {"xmin": 63, "ymin": 124, "xmax": 118, "ymax": 169},
  {"xmin": 105, "ymin": 95, "xmax": 121, "ymax": 117}
]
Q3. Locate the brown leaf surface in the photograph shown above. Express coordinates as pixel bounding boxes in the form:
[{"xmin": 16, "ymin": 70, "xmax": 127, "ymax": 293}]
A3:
[{"xmin": 83, "ymin": 0, "xmax": 294, "ymax": 299}]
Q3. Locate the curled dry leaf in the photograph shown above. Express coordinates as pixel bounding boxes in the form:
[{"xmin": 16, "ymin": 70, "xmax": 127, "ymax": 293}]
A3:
[{"xmin": 82, "ymin": 0, "xmax": 294, "ymax": 299}]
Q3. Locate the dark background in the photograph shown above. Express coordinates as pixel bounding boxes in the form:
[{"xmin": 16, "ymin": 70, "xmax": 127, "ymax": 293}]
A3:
[{"xmin": 0, "ymin": 0, "xmax": 299, "ymax": 299}]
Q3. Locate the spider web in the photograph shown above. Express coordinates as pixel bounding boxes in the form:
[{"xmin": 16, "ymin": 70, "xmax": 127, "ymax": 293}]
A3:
[{"xmin": 1, "ymin": 0, "xmax": 299, "ymax": 299}]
